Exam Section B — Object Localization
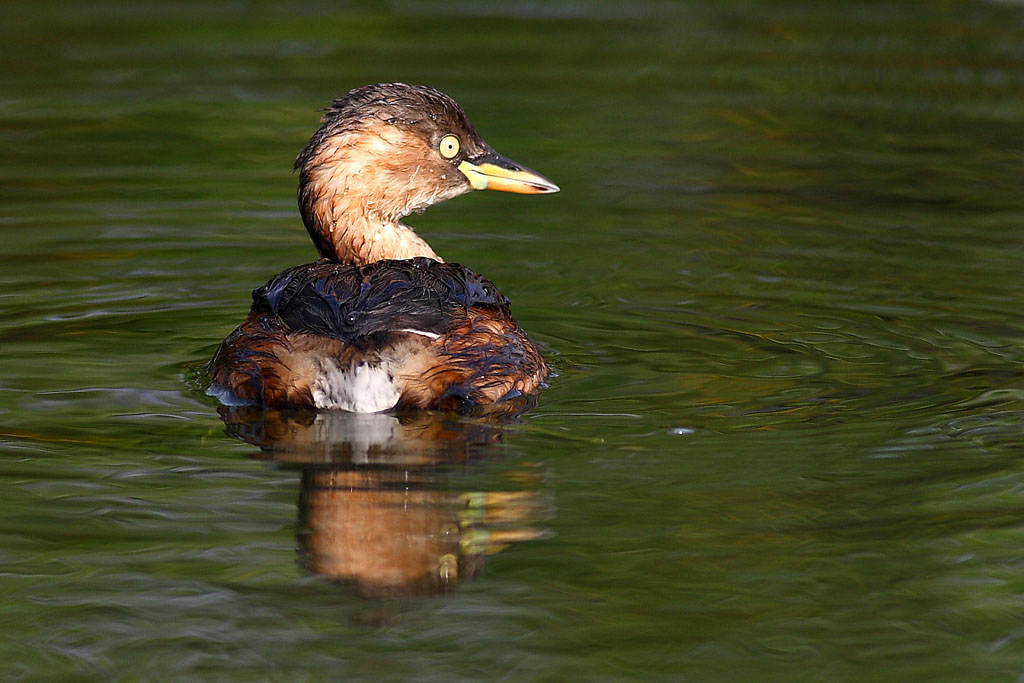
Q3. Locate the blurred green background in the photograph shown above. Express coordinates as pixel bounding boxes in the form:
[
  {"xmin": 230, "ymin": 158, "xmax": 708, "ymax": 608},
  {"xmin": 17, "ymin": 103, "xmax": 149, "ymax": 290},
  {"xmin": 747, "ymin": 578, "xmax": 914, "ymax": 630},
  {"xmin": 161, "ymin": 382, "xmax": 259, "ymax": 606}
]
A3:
[{"xmin": 3, "ymin": 1, "xmax": 1024, "ymax": 679}]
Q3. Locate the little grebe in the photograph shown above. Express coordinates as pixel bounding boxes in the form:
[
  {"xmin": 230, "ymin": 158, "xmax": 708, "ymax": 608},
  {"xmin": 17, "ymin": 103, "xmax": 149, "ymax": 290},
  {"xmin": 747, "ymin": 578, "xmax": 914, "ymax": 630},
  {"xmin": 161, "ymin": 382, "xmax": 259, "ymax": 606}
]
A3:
[{"xmin": 208, "ymin": 83, "xmax": 558, "ymax": 412}]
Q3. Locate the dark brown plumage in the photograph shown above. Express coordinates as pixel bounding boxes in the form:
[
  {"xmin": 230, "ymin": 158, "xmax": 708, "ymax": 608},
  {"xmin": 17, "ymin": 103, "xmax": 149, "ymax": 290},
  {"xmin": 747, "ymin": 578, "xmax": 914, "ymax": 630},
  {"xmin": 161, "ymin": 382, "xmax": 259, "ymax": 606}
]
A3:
[{"xmin": 207, "ymin": 83, "xmax": 557, "ymax": 413}]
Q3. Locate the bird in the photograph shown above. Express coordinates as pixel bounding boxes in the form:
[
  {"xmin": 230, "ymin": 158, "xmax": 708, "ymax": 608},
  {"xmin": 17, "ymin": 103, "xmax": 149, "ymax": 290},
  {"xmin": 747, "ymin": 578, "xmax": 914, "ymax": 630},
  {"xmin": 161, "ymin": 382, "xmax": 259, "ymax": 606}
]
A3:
[{"xmin": 207, "ymin": 83, "xmax": 559, "ymax": 413}]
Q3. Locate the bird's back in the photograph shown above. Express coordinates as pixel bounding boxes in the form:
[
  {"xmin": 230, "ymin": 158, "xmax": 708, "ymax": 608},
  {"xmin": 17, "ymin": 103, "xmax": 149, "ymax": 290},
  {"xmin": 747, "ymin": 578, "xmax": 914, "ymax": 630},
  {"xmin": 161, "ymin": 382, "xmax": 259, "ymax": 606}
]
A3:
[{"xmin": 208, "ymin": 258, "xmax": 547, "ymax": 412}]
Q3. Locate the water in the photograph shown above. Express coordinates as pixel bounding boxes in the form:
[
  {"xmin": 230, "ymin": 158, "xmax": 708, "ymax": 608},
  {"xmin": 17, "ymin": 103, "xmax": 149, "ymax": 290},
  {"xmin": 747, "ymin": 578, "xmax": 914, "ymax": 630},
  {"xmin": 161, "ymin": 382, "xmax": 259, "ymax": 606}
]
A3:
[{"xmin": 3, "ymin": 0, "xmax": 1024, "ymax": 679}]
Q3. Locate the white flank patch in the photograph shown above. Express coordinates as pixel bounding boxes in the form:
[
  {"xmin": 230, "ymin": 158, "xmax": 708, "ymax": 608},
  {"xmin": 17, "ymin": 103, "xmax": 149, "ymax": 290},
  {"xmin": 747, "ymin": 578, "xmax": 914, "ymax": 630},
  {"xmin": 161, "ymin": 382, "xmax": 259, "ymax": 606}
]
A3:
[
  {"xmin": 398, "ymin": 328, "xmax": 440, "ymax": 340},
  {"xmin": 312, "ymin": 359, "xmax": 401, "ymax": 413}
]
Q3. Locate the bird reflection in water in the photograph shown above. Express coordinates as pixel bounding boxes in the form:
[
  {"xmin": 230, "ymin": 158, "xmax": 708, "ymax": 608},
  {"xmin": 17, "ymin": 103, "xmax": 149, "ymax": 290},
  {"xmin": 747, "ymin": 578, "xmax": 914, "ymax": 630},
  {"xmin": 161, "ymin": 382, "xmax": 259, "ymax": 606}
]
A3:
[{"xmin": 219, "ymin": 406, "xmax": 549, "ymax": 597}]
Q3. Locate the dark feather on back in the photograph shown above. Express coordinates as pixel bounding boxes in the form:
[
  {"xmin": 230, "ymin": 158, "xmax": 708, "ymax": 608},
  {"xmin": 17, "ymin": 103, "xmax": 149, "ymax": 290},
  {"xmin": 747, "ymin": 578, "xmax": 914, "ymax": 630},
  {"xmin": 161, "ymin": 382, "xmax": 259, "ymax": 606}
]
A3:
[{"xmin": 251, "ymin": 257, "xmax": 511, "ymax": 349}]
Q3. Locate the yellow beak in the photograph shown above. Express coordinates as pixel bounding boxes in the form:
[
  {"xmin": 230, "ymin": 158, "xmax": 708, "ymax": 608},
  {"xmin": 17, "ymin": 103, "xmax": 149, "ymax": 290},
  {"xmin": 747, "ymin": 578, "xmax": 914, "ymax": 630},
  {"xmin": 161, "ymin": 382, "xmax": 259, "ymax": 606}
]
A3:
[{"xmin": 458, "ymin": 152, "xmax": 559, "ymax": 194}]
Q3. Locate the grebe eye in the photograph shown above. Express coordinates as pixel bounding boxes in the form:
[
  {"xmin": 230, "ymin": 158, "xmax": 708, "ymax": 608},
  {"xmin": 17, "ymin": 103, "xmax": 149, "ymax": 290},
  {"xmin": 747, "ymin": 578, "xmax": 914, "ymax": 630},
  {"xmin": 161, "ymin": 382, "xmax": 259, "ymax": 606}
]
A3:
[{"xmin": 439, "ymin": 134, "xmax": 460, "ymax": 159}]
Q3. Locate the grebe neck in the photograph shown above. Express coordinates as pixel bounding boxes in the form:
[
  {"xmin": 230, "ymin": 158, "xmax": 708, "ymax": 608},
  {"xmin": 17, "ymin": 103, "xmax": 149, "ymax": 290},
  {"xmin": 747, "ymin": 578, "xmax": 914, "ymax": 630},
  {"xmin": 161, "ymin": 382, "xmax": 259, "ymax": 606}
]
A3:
[{"xmin": 308, "ymin": 208, "xmax": 441, "ymax": 266}]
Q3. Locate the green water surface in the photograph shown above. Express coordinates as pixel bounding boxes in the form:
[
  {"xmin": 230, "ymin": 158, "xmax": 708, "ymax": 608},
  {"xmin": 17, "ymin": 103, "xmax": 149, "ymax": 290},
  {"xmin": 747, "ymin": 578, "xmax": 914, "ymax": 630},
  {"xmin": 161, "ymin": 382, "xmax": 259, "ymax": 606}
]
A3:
[{"xmin": 3, "ymin": 1, "xmax": 1024, "ymax": 680}]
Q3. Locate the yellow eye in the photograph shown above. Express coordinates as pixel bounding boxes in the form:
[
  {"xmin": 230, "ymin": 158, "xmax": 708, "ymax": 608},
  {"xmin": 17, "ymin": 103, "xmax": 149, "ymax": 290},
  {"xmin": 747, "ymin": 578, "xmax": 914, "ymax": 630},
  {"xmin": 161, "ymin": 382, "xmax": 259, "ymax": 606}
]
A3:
[{"xmin": 439, "ymin": 134, "xmax": 460, "ymax": 159}]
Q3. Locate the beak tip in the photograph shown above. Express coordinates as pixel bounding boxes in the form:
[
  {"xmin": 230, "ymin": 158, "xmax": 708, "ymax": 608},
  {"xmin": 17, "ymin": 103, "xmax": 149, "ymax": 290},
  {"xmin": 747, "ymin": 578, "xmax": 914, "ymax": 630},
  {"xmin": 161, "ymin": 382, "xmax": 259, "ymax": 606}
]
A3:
[{"xmin": 459, "ymin": 157, "xmax": 561, "ymax": 195}]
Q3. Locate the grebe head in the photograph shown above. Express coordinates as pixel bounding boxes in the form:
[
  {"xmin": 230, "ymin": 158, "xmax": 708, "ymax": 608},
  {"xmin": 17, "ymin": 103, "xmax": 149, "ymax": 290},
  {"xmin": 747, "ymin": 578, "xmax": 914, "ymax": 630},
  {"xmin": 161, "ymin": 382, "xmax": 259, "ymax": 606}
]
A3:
[{"xmin": 295, "ymin": 83, "xmax": 559, "ymax": 264}]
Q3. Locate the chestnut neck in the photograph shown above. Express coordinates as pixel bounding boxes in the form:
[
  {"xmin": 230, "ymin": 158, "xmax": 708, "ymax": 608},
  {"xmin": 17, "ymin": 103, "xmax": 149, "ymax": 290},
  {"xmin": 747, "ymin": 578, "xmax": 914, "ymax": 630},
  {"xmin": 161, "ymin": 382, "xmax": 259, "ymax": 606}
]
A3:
[{"xmin": 306, "ymin": 209, "xmax": 442, "ymax": 267}]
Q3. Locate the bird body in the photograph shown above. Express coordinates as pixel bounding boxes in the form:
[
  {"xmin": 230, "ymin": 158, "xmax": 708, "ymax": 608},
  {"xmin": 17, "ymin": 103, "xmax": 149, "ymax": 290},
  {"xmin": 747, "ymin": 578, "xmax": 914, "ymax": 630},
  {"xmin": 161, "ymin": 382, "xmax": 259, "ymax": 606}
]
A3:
[{"xmin": 207, "ymin": 84, "xmax": 557, "ymax": 412}]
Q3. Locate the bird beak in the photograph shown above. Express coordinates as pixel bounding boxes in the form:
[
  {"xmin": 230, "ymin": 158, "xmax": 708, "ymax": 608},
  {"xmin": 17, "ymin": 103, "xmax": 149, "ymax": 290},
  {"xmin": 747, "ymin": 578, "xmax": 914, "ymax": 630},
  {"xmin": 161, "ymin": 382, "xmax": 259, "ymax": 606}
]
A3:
[{"xmin": 458, "ymin": 151, "xmax": 560, "ymax": 194}]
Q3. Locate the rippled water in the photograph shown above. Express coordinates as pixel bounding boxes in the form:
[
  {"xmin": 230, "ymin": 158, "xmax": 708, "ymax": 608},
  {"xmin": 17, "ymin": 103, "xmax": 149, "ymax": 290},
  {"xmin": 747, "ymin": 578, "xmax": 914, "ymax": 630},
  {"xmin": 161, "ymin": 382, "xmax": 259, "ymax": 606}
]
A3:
[{"xmin": 4, "ymin": 1, "xmax": 1024, "ymax": 679}]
